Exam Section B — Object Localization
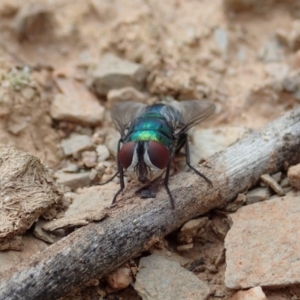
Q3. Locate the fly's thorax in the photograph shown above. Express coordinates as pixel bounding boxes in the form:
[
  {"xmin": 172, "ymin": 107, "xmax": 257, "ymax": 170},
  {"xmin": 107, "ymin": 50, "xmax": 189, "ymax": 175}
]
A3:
[{"xmin": 119, "ymin": 141, "xmax": 170, "ymax": 183}]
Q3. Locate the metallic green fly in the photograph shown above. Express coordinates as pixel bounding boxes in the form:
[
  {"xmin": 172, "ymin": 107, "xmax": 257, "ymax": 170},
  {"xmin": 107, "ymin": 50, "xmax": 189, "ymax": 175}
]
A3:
[{"xmin": 101, "ymin": 100, "xmax": 215, "ymax": 208}]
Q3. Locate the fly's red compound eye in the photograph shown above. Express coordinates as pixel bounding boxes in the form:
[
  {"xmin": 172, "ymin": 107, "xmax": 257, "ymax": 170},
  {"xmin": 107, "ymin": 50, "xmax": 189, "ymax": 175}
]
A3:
[
  {"xmin": 119, "ymin": 142, "xmax": 135, "ymax": 169},
  {"xmin": 148, "ymin": 141, "xmax": 169, "ymax": 169}
]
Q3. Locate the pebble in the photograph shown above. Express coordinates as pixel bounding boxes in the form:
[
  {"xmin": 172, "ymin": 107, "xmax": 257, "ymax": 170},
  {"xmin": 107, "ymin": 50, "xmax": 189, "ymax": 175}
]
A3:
[
  {"xmin": 224, "ymin": 193, "xmax": 246, "ymax": 212},
  {"xmin": 61, "ymin": 133, "xmax": 93, "ymax": 156},
  {"xmin": 288, "ymin": 163, "xmax": 300, "ymax": 190},
  {"xmin": 33, "ymin": 220, "xmax": 57, "ymax": 244},
  {"xmin": 280, "ymin": 177, "xmax": 290, "ymax": 188},
  {"xmin": 54, "ymin": 170, "xmax": 94, "ymax": 189},
  {"xmin": 176, "ymin": 244, "xmax": 194, "ymax": 252},
  {"xmin": 225, "ymin": 196, "xmax": 300, "ymax": 289},
  {"xmin": 50, "ymin": 78, "xmax": 105, "ymax": 126},
  {"xmin": 91, "ymin": 53, "xmax": 148, "ymax": 96},
  {"xmin": 134, "ymin": 254, "xmax": 210, "ymax": 300},
  {"xmin": 246, "ymin": 187, "xmax": 271, "ymax": 205},
  {"xmin": 260, "ymin": 174, "xmax": 285, "ymax": 196},
  {"xmin": 210, "ymin": 214, "xmax": 231, "ymax": 241},
  {"xmin": 107, "ymin": 87, "xmax": 147, "ymax": 108},
  {"xmin": 177, "ymin": 217, "xmax": 208, "ymax": 244},
  {"xmin": 96, "ymin": 145, "xmax": 110, "ymax": 162},
  {"xmin": 82, "ymin": 151, "xmax": 97, "ymax": 168},
  {"xmin": 231, "ymin": 287, "xmax": 267, "ymax": 300},
  {"xmin": 214, "ymin": 28, "xmax": 228, "ymax": 54},
  {"xmin": 106, "ymin": 266, "xmax": 133, "ymax": 290},
  {"xmin": 271, "ymin": 172, "xmax": 282, "ymax": 183}
]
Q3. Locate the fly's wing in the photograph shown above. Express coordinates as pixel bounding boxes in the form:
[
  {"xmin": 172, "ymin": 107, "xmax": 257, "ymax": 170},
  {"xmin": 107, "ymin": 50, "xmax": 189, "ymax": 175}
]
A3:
[
  {"xmin": 166, "ymin": 100, "xmax": 215, "ymax": 135},
  {"xmin": 111, "ymin": 101, "xmax": 147, "ymax": 137}
]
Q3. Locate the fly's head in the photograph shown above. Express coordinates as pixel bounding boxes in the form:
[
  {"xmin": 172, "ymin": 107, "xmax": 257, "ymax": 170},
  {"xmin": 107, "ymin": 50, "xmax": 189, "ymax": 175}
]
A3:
[{"xmin": 119, "ymin": 141, "xmax": 170, "ymax": 182}]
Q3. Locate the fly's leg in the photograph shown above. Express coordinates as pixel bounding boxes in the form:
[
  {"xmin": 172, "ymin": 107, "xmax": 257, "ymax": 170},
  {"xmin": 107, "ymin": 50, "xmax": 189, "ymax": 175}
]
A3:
[
  {"xmin": 163, "ymin": 159, "xmax": 175, "ymax": 209},
  {"xmin": 97, "ymin": 139, "xmax": 126, "ymax": 204},
  {"xmin": 97, "ymin": 171, "xmax": 120, "ymax": 185},
  {"xmin": 112, "ymin": 139, "xmax": 125, "ymax": 204},
  {"xmin": 184, "ymin": 134, "xmax": 213, "ymax": 186}
]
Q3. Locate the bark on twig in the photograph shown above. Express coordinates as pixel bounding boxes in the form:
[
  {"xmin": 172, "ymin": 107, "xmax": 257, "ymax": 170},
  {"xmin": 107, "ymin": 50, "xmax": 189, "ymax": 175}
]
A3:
[{"xmin": 1, "ymin": 108, "xmax": 300, "ymax": 300}]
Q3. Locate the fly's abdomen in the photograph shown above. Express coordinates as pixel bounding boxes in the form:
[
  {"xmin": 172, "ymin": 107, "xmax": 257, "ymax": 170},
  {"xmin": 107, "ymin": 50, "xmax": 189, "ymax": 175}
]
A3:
[{"xmin": 125, "ymin": 114, "xmax": 173, "ymax": 149}]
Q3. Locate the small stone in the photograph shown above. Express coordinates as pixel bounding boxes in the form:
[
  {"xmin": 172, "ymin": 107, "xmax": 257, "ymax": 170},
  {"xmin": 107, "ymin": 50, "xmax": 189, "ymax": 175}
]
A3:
[
  {"xmin": 107, "ymin": 87, "xmax": 147, "ymax": 108},
  {"xmin": 225, "ymin": 196, "xmax": 300, "ymax": 289},
  {"xmin": 259, "ymin": 37, "xmax": 285, "ymax": 63},
  {"xmin": 211, "ymin": 214, "xmax": 231, "ymax": 240},
  {"xmin": 260, "ymin": 174, "xmax": 285, "ymax": 196},
  {"xmin": 91, "ymin": 54, "xmax": 148, "ymax": 96},
  {"xmin": 106, "ymin": 266, "xmax": 133, "ymax": 290},
  {"xmin": 61, "ymin": 133, "xmax": 93, "ymax": 156},
  {"xmin": 134, "ymin": 254, "xmax": 210, "ymax": 300},
  {"xmin": 209, "ymin": 59, "xmax": 227, "ymax": 73},
  {"xmin": 231, "ymin": 287, "xmax": 267, "ymax": 300},
  {"xmin": 177, "ymin": 244, "xmax": 194, "ymax": 252},
  {"xmin": 82, "ymin": 151, "xmax": 97, "ymax": 168},
  {"xmin": 280, "ymin": 177, "xmax": 290, "ymax": 188},
  {"xmin": 288, "ymin": 163, "xmax": 300, "ymax": 190},
  {"xmin": 33, "ymin": 220, "xmax": 57, "ymax": 244},
  {"xmin": 246, "ymin": 187, "xmax": 271, "ymax": 205},
  {"xmin": 54, "ymin": 170, "xmax": 93, "ymax": 189},
  {"xmin": 62, "ymin": 163, "xmax": 79, "ymax": 173},
  {"xmin": 21, "ymin": 87, "xmax": 36, "ymax": 100},
  {"xmin": 50, "ymin": 78, "xmax": 105, "ymax": 126},
  {"xmin": 214, "ymin": 28, "xmax": 228, "ymax": 54},
  {"xmin": 96, "ymin": 145, "xmax": 110, "ymax": 162},
  {"xmin": 224, "ymin": 193, "xmax": 246, "ymax": 212},
  {"xmin": 271, "ymin": 172, "xmax": 282, "ymax": 183},
  {"xmin": 177, "ymin": 217, "xmax": 208, "ymax": 244}
]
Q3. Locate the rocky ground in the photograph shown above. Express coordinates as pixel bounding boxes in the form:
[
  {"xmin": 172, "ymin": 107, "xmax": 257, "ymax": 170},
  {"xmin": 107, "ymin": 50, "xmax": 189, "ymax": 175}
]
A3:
[{"xmin": 0, "ymin": 0, "xmax": 300, "ymax": 299}]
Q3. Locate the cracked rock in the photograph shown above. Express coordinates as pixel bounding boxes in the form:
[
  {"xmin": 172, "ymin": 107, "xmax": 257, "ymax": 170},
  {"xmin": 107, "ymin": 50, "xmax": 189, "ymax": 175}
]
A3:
[
  {"xmin": 134, "ymin": 254, "xmax": 210, "ymax": 300},
  {"xmin": 225, "ymin": 196, "xmax": 300, "ymax": 289}
]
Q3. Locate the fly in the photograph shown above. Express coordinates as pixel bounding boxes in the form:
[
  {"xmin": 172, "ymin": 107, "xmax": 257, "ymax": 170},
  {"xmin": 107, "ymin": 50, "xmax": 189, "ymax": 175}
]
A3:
[{"xmin": 100, "ymin": 100, "xmax": 215, "ymax": 208}]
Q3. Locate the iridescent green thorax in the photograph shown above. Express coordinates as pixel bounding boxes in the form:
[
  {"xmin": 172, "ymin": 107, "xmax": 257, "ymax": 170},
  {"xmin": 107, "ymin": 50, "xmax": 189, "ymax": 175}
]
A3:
[{"xmin": 124, "ymin": 106, "xmax": 173, "ymax": 149}]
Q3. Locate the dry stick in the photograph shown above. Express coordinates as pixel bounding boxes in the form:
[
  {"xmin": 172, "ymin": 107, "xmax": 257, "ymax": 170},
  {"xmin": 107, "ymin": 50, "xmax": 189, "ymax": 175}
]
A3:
[{"xmin": 1, "ymin": 108, "xmax": 300, "ymax": 300}]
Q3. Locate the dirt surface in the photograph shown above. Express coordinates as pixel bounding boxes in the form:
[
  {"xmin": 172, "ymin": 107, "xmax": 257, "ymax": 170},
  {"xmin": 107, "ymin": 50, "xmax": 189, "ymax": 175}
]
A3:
[{"xmin": 0, "ymin": 0, "xmax": 300, "ymax": 299}]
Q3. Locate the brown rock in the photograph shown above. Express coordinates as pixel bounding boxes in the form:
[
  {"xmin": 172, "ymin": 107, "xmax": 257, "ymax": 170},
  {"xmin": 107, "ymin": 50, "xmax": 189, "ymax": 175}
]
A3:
[
  {"xmin": 225, "ymin": 196, "xmax": 300, "ymax": 289},
  {"xmin": 288, "ymin": 163, "xmax": 300, "ymax": 190}
]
